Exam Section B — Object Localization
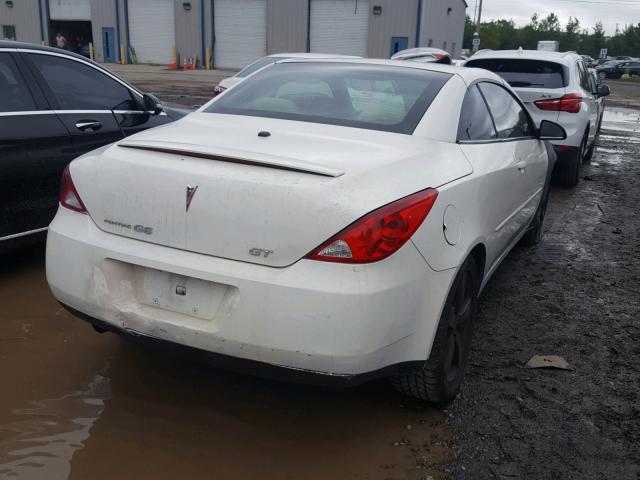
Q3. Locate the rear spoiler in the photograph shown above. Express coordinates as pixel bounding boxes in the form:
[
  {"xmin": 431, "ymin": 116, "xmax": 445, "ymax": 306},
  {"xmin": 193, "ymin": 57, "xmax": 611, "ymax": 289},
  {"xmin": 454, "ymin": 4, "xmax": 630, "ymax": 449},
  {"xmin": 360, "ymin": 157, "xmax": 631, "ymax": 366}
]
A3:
[{"xmin": 118, "ymin": 140, "xmax": 344, "ymax": 178}]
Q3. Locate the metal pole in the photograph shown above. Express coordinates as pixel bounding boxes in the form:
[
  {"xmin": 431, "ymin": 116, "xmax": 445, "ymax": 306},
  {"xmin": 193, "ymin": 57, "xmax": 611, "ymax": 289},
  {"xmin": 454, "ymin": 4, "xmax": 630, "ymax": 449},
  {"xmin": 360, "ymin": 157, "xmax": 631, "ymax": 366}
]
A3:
[{"xmin": 473, "ymin": 0, "xmax": 482, "ymax": 53}]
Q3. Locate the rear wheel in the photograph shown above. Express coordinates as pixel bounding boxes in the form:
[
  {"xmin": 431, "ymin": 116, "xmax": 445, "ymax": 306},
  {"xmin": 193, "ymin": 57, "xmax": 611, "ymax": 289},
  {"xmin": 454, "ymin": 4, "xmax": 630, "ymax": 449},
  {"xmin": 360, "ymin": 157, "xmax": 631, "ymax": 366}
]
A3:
[
  {"xmin": 391, "ymin": 256, "xmax": 479, "ymax": 403},
  {"xmin": 557, "ymin": 133, "xmax": 586, "ymax": 187}
]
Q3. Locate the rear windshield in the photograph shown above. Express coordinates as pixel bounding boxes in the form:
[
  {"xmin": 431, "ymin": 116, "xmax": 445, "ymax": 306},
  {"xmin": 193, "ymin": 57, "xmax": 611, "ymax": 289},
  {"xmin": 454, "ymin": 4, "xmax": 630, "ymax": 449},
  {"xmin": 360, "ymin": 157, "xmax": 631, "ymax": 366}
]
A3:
[
  {"xmin": 466, "ymin": 59, "xmax": 567, "ymax": 89},
  {"xmin": 204, "ymin": 62, "xmax": 451, "ymax": 134},
  {"xmin": 236, "ymin": 57, "xmax": 282, "ymax": 78}
]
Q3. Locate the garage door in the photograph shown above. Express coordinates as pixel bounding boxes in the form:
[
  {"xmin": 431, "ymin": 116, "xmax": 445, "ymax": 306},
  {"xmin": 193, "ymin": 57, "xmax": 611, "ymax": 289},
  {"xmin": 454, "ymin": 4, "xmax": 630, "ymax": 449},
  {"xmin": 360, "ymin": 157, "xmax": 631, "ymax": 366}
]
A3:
[
  {"xmin": 214, "ymin": 0, "xmax": 266, "ymax": 69},
  {"xmin": 310, "ymin": 0, "xmax": 370, "ymax": 57},
  {"xmin": 129, "ymin": 0, "xmax": 175, "ymax": 64},
  {"xmin": 49, "ymin": 0, "xmax": 91, "ymax": 20}
]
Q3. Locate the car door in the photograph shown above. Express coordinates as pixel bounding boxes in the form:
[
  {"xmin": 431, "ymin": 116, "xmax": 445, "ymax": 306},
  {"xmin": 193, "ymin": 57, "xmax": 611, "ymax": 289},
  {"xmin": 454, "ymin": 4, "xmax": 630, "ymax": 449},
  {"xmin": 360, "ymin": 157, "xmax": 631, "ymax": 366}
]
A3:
[
  {"xmin": 22, "ymin": 52, "xmax": 128, "ymax": 156},
  {"xmin": 577, "ymin": 61, "xmax": 598, "ymax": 142},
  {"xmin": 0, "ymin": 51, "xmax": 75, "ymax": 240},
  {"xmin": 458, "ymin": 82, "xmax": 546, "ymax": 268}
]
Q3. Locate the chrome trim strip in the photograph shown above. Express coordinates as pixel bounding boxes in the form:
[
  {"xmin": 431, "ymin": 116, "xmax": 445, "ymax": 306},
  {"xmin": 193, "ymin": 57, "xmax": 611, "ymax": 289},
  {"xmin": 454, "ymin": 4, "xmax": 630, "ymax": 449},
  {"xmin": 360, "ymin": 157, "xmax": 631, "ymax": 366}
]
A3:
[
  {"xmin": 0, "ymin": 227, "xmax": 48, "ymax": 242},
  {"xmin": 0, "ymin": 110, "xmax": 166, "ymax": 117},
  {"xmin": 0, "ymin": 110, "xmax": 55, "ymax": 116}
]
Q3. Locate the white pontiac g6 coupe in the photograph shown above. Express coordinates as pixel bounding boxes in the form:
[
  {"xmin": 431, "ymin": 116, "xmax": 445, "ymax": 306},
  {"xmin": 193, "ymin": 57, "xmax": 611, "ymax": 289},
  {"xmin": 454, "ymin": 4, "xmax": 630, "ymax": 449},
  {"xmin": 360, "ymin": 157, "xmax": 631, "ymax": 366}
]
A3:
[{"xmin": 46, "ymin": 59, "xmax": 565, "ymax": 402}]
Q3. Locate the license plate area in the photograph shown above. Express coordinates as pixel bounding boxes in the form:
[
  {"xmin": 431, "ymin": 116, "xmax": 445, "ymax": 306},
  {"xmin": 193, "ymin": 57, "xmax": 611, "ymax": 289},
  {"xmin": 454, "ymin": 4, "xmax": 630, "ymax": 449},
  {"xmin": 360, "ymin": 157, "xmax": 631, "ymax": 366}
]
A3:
[{"xmin": 135, "ymin": 266, "xmax": 228, "ymax": 320}]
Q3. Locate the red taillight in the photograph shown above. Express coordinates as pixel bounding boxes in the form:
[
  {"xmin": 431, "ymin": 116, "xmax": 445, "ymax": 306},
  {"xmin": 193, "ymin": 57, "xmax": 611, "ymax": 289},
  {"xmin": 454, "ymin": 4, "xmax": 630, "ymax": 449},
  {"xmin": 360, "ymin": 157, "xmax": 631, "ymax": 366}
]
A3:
[
  {"xmin": 213, "ymin": 85, "xmax": 227, "ymax": 97},
  {"xmin": 60, "ymin": 165, "xmax": 87, "ymax": 213},
  {"xmin": 534, "ymin": 93, "xmax": 583, "ymax": 113},
  {"xmin": 305, "ymin": 189, "xmax": 438, "ymax": 264}
]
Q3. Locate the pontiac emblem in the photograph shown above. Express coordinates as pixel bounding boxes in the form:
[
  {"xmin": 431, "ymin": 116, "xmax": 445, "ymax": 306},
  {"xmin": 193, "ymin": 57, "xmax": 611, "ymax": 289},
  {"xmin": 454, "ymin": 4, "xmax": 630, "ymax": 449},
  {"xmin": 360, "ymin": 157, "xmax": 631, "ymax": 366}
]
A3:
[{"xmin": 186, "ymin": 185, "xmax": 198, "ymax": 212}]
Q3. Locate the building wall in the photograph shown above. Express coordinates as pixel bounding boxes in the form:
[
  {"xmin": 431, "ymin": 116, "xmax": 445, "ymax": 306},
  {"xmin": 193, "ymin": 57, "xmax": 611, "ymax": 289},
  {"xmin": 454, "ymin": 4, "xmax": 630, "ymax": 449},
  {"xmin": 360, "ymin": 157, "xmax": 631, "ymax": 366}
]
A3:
[
  {"xmin": 1, "ymin": 0, "xmax": 466, "ymax": 64},
  {"xmin": 0, "ymin": 0, "xmax": 43, "ymax": 43},
  {"xmin": 175, "ymin": 0, "xmax": 203, "ymax": 65},
  {"xmin": 367, "ymin": 0, "xmax": 419, "ymax": 58},
  {"xmin": 421, "ymin": 0, "xmax": 466, "ymax": 58},
  {"xmin": 89, "ymin": 0, "xmax": 117, "ymax": 62},
  {"xmin": 267, "ymin": 0, "xmax": 307, "ymax": 54}
]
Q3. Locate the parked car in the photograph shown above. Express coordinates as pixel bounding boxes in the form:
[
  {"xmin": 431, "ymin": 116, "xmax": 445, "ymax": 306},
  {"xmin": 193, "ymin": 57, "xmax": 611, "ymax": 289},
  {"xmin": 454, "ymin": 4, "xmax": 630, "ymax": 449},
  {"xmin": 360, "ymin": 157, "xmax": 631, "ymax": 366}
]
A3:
[
  {"xmin": 391, "ymin": 47, "xmax": 452, "ymax": 64},
  {"xmin": 0, "ymin": 41, "xmax": 186, "ymax": 249},
  {"xmin": 596, "ymin": 60, "xmax": 640, "ymax": 79},
  {"xmin": 466, "ymin": 49, "xmax": 610, "ymax": 186},
  {"xmin": 47, "ymin": 58, "xmax": 564, "ymax": 402},
  {"xmin": 213, "ymin": 53, "xmax": 360, "ymax": 97},
  {"xmin": 581, "ymin": 55, "xmax": 596, "ymax": 67}
]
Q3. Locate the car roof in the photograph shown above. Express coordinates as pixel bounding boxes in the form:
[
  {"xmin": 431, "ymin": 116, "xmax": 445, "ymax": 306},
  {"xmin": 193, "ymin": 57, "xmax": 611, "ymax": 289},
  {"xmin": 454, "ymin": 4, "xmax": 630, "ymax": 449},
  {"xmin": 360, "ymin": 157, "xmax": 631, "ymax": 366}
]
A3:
[
  {"xmin": 0, "ymin": 40, "xmax": 92, "ymax": 62},
  {"xmin": 267, "ymin": 52, "xmax": 361, "ymax": 59},
  {"xmin": 467, "ymin": 49, "xmax": 581, "ymax": 66},
  {"xmin": 275, "ymin": 56, "xmax": 505, "ymax": 85},
  {"xmin": 391, "ymin": 47, "xmax": 450, "ymax": 60}
]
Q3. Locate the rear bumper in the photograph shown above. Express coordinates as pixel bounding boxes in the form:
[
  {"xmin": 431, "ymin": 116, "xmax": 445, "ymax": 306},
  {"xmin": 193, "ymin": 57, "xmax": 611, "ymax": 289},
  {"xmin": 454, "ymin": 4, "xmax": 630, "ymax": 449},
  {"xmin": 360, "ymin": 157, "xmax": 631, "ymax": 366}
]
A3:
[
  {"xmin": 61, "ymin": 303, "xmax": 423, "ymax": 386},
  {"xmin": 46, "ymin": 208, "xmax": 456, "ymax": 377}
]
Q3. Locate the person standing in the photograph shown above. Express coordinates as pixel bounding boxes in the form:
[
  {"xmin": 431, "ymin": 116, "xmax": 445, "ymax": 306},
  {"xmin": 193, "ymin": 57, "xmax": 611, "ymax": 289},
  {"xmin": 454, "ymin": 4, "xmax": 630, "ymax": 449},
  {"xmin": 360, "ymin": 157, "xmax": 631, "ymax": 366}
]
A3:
[{"xmin": 55, "ymin": 32, "xmax": 67, "ymax": 50}]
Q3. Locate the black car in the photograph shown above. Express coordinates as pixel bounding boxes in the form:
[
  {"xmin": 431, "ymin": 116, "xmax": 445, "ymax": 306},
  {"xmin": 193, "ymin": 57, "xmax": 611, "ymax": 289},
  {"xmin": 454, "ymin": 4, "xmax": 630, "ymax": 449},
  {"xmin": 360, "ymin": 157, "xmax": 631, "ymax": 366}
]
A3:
[
  {"xmin": 0, "ymin": 41, "xmax": 185, "ymax": 249},
  {"xmin": 597, "ymin": 60, "xmax": 640, "ymax": 79}
]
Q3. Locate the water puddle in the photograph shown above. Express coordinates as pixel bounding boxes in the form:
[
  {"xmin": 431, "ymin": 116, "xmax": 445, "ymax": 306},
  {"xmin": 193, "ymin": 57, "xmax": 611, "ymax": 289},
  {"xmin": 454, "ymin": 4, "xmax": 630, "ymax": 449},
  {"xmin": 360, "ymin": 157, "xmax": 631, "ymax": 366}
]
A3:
[{"xmin": 0, "ymin": 375, "xmax": 110, "ymax": 480}]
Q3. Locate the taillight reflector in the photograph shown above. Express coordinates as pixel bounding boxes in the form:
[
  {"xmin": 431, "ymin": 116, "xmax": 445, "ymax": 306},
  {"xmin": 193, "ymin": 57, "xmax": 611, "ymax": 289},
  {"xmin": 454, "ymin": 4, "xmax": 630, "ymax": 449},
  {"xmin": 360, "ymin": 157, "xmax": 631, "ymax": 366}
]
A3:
[
  {"xmin": 305, "ymin": 189, "xmax": 438, "ymax": 264},
  {"xmin": 60, "ymin": 165, "xmax": 87, "ymax": 213},
  {"xmin": 534, "ymin": 93, "xmax": 582, "ymax": 113}
]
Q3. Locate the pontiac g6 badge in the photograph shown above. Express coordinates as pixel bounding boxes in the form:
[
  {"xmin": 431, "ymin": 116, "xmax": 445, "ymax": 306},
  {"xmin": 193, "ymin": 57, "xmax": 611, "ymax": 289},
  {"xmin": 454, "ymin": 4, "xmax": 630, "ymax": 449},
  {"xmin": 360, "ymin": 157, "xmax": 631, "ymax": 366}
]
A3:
[{"xmin": 186, "ymin": 185, "xmax": 198, "ymax": 212}]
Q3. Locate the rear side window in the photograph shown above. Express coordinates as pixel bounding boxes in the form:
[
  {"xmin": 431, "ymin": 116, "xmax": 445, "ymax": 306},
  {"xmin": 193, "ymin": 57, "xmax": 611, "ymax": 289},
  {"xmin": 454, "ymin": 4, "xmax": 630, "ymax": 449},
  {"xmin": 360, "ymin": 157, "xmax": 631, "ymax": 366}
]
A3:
[
  {"xmin": 466, "ymin": 59, "xmax": 567, "ymax": 89},
  {"xmin": 0, "ymin": 53, "xmax": 36, "ymax": 112},
  {"xmin": 478, "ymin": 82, "xmax": 534, "ymax": 139},
  {"xmin": 29, "ymin": 53, "xmax": 137, "ymax": 111},
  {"xmin": 457, "ymin": 85, "xmax": 496, "ymax": 141}
]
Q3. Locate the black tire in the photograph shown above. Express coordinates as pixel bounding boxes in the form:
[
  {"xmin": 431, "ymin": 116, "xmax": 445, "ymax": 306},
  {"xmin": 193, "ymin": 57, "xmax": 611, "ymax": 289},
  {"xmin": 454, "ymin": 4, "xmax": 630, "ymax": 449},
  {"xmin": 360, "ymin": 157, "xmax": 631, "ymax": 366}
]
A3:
[
  {"xmin": 520, "ymin": 186, "xmax": 549, "ymax": 247},
  {"xmin": 585, "ymin": 116, "xmax": 603, "ymax": 163},
  {"xmin": 391, "ymin": 256, "xmax": 479, "ymax": 403},
  {"xmin": 557, "ymin": 133, "xmax": 586, "ymax": 187}
]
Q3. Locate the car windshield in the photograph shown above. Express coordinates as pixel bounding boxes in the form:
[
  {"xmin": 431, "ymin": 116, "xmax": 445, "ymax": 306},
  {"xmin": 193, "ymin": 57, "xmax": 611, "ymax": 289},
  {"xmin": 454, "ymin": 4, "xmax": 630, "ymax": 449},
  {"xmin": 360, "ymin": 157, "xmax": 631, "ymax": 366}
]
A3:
[
  {"xmin": 205, "ymin": 62, "xmax": 451, "ymax": 134},
  {"xmin": 236, "ymin": 57, "xmax": 283, "ymax": 78},
  {"xmin": 466, "ymin": 58, "xmax": 567, "ymax": 89}
]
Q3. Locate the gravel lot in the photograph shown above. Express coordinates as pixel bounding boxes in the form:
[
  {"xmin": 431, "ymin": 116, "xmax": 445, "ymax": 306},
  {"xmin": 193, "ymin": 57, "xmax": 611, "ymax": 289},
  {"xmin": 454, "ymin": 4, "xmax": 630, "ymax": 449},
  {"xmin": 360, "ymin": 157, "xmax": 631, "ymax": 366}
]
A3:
[
  {"xmin": 0, "ymin": 64, "xmax": 637, "ymax": 478},
  {"xmin": 449, "ymin": 107, "xmax": 640, "ymax": 479}
]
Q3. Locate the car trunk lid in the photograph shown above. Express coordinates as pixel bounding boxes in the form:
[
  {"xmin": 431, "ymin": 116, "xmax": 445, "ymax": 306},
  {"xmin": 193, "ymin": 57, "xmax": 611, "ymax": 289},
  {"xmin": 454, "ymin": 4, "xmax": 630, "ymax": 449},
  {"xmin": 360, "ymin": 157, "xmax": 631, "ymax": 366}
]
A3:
[{"xmin": 71, "ymin": 114, "xmax": 472, "ymax": 267}]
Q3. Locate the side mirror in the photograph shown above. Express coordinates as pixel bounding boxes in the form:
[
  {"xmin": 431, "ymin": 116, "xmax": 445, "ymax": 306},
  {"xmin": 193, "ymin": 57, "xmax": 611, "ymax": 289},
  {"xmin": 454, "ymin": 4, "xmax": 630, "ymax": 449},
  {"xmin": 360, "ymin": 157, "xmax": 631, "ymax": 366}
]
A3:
[
  {"xmin": 597, "ymin": 84, "xmax": 611, "ymax": 97},
  {"xmin": 142, "ymin": 93, "xmax": 163, "ymax": 115},
  {"xmin": 539, "ymin": 120, "xmax": 567, "ymax": 141}
]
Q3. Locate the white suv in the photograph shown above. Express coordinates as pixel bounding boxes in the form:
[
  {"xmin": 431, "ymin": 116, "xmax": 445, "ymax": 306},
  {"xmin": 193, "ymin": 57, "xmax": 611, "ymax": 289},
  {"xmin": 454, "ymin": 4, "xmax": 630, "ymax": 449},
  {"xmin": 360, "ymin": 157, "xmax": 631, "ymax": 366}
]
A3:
[{"xmin": 466, "ymin": 50, "xmax": 610, "ymax": 186}]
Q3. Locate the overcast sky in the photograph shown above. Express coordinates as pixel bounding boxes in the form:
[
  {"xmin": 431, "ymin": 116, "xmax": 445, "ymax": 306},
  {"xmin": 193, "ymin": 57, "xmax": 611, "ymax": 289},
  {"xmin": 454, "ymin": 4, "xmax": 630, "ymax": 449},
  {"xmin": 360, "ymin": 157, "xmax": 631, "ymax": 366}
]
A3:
[{"xmin": 472, "ymin": 0, "xmax": 640, "ymax": 35}]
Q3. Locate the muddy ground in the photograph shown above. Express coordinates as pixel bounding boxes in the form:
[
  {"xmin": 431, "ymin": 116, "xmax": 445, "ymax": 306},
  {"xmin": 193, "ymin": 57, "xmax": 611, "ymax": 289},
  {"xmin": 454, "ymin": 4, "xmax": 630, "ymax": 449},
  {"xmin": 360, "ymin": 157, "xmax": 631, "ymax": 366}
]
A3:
[
  {"xmin": 450, "ymin": 108, "xmax": 640, "ymax": 479},
  {"xmin": 0, "ymin": 76, "xmax": 638, "ymax": 477}
]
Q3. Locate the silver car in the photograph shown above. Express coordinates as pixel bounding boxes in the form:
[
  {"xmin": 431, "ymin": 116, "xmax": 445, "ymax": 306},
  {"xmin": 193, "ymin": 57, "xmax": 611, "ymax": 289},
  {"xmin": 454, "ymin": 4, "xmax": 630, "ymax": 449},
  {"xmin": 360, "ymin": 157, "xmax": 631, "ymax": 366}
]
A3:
[{"xmin": 466, "ymin": 50, "xmax": 610, "ymax": 187}]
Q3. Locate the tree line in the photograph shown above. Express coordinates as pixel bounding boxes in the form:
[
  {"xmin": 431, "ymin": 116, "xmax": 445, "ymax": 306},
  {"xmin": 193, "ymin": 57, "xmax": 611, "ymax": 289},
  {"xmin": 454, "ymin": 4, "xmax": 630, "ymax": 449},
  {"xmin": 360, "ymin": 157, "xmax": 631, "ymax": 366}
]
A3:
[{"xmin": 463, "ymin": 13, "xmax": 640, "ymax": 58}]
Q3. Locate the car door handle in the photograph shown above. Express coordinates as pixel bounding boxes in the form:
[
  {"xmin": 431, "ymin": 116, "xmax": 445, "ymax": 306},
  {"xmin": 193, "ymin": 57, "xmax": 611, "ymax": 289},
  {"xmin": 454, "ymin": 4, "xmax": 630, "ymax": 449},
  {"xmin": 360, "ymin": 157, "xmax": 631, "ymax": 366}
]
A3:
[
  {"xmin": 75, "ymin": 120, "xmax": 102, "ymax": 132},
  {"xmin": 516, "ymin": 160, "xmax": 527, "ymax": 174}
]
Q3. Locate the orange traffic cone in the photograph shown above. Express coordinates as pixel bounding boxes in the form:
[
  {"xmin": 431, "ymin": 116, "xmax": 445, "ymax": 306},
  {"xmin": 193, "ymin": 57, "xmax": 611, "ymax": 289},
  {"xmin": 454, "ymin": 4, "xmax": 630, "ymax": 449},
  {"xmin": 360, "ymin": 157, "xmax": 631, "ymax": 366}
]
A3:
[
  {"xmin": 183, "ymin": 59, "xmax": 187, "ymax": 71},
  {"xmin": 191, "ymin": 57, "xmax": 196, "ymax": 70}
]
